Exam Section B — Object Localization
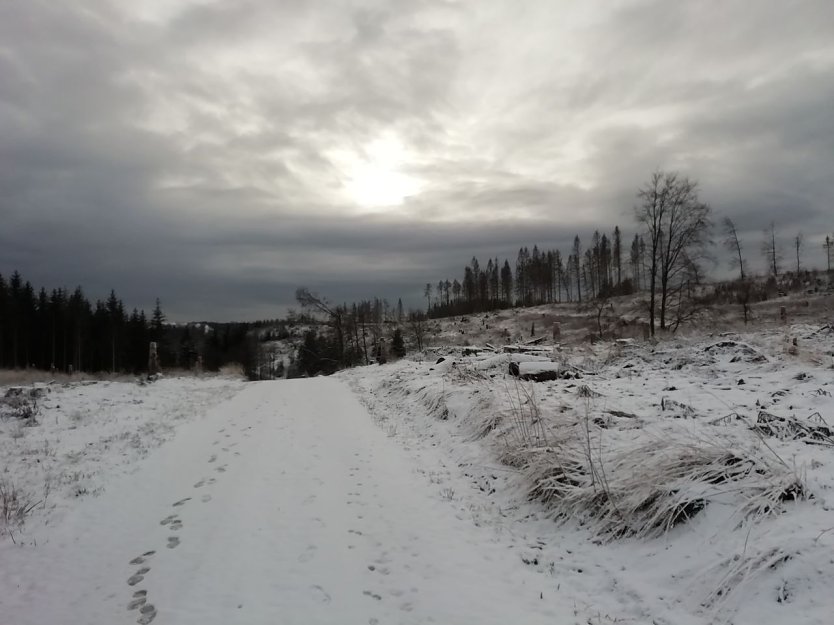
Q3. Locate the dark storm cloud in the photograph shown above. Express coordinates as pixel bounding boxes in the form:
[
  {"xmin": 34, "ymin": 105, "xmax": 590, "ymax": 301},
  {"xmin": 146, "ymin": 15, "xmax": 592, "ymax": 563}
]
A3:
[{"xmin": 1, "ymin": 0, "xmax": 833, "ymax": 320}]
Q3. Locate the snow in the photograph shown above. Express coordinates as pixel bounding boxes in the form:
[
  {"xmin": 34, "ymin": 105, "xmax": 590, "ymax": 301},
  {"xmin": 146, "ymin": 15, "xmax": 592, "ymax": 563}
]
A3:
[
  {"xmin": 1, "ymin": 322, "xmax": 833, "ymax": 624},
  {"xmin": 1, "ymin": 377, "xmax": 568, "ymax": 624},
  {"xmin": 344, "ymin": 322, "xmax": 834, "ymax": 625}
]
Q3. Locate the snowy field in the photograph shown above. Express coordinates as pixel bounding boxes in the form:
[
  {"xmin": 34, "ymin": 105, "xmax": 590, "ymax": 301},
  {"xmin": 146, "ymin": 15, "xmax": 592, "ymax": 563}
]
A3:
[
  {"xmin": 1, "ymin": 322, "xmax": 832, "ymax": 624},
  {"xmin": 0, "ymin": 375, "xmax": 247, "ymax": 543}
]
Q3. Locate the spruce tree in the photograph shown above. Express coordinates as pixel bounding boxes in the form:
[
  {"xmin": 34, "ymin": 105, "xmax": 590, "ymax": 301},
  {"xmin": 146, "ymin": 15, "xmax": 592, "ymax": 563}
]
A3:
[{"xmin": 391, "ymin": 328, "xmax": 406, "ymax": 358}]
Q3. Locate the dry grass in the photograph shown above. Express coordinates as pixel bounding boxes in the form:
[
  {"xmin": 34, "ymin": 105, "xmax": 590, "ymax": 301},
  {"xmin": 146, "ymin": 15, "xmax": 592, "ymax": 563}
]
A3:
[
  {"xmin": 0, "ymin": 369, "xmax": 135, "ymax": 387},
  {"xmin": 521, "ymin": 432, "xmax": 805, "ymax": 540},
  {"xmin": 0, "ymin": 480, "xmax": 39, "ymax": 527},
  {"xmin": 218, "ymin": 363, "xmax": 246, "ymax": 378},
  {"xmin": 700, "ymin": 543, "xmax": 796, "ymax": 611}
]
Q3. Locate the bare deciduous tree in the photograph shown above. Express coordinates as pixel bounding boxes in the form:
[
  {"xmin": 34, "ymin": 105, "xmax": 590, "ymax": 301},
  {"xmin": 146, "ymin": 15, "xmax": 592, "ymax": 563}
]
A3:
[
  {"xmin": 295, "ymin": 287, "xmax": 346, "ymax": 366},
  {"xmin": 635, "ymin": 171, "xmax": 712, "ymax": 335},
  {"xmin": 722, "ymin": 217, "xmax": 751, "ymax": 324},
  {"xmin": 722, "ymin": 217, "xmax": 746, "ymax": 281},
  {"xmin": 761, "ymin": 222, "xmax": 782, "ymax": 277},
  {"xmin": 408, "ymin": 311, "xmax": 427, "ymax": 351}
]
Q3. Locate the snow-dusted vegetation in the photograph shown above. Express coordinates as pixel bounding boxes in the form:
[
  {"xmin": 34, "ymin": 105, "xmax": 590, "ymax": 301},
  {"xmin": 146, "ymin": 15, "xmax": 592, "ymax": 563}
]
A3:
[{"xmin": 346, "ymin": 321, "xmax": 834, "ymax": 624}]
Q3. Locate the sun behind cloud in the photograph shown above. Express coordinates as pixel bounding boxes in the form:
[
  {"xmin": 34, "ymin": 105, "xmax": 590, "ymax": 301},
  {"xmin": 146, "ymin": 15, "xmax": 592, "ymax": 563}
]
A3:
[{"xmin": 334, "ymin": 133, "xmax": 423, "ymax": 210}]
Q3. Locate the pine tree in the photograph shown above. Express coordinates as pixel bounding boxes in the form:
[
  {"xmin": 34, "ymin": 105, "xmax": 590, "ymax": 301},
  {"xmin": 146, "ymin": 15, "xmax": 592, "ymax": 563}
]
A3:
[{"xmin": 391, "ymin": 328, "xmax": 406, "ymax": 358}]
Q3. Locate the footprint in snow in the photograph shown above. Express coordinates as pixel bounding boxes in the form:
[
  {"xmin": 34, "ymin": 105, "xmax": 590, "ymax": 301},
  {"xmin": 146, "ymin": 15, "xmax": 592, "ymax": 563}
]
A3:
[
  {"xmin": 309, "ymin": 585, "xmax": 331, "ymax": 603},
  {"xmin": 170, "ymin": 519, "xmax": 183, "ymax": 531},
  {"xmin": 129, "ymin": 551, "xmax": 155, "ymax": 565},
  {"xmin": 137, "ymin": 603, "xmax": 157, "ymax": 624},
  {"xmin": 127, "ymin": 567, "xmax": 149, "ymax": 586},
  {"xmin": 208, "ymin": 454, "xmax": 217, "ymax": 463},
  {"xmin": 167, "ymin": 536, "xmax": 180, "ymax": 549},
  {"xmin": 214, "ymin": 465, "xmax": 227, "ymax": 473},
  {"xmin": 173, "ymin": 497, "xmax": 191, "ymax": 507},
  {"xmin": 201, "ymin": 494, "xmax": 212, "ymax": 503},
  {"xmin": 298, "ymin": 545, "xmax": 318, "ymax": 563},
  {"xmin": 194, "ymin": 479, "xmax": 206, "ymax": 488},
  {"xmin": 128, "ymin": 594, "xmax": 147, "ymax": 610},
  {"xmin": 363, "ymin": 590, "xmax": 382, "ymax": 601},
  {"xmin": 160, "ymin": 514, "xmax": 178, "ymax": 526}
]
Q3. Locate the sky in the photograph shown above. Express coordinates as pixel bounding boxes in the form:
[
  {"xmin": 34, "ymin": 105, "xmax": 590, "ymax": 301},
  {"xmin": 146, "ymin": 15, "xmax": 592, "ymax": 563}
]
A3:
[{"xmin": 1, "ymin": 0, "xmax": 833, "ymax": 321}]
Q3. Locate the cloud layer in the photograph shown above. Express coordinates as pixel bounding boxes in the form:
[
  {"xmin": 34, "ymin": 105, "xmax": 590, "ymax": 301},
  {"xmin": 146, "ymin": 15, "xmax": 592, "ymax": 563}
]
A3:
[{"xmin": 2, "ymin": 0, "xmax": 832, "ymax": 319}]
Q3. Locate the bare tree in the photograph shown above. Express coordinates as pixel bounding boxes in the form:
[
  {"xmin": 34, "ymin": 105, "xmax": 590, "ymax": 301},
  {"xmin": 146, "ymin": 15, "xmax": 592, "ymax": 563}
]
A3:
[
  {"xmin": 423, "ymin": 283, "xmax": 432, "ymax": 312},
  {"xmin": 635, "ymin": 171, "xmax": 712, "ymax": 335},
  {"xmin": 408, "ymin": 311, "xmax": 427, "ymax": 351},
  {"xmin": 722, "ymin": 217, "xmax": 751, "ymax": 323},
  {"xmin": 761, "ymin": 222, "xmax": 782, "ymax": 277},
  {"xmin": 722, "ymin": 217, "xmax": 746, "ymax": 281},
  {"xmin": 572, "ymin": 236, "xmax": 582, "ymax": 303},
  {"xmin": 794, "ymin": 232, "xmax": 803, "ymax": 273},
  {"xmin": 295, "ymin": 287, "xmax": 346, "ymax": 366},
  {"xmin": 825, "ymin": 235, "xmax": 834, "ymax": 272}
]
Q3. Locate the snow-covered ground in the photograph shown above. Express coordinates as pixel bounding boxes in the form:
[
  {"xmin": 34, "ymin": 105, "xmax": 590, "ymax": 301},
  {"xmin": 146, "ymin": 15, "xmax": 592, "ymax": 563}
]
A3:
[
  {"xmin": 2, "ymin": 377, "xmax": 575, "ymax": 625},
  {"xmin": 344, "ymin": 322, "xmax": 834, "ymax": 625},
  {"xmin": 1, "ymin": 321, "xmax": 832, "ymax": 624},
  {"xmin": 0, "ymin": 375, "xmax": 246, "ymax": 540}
]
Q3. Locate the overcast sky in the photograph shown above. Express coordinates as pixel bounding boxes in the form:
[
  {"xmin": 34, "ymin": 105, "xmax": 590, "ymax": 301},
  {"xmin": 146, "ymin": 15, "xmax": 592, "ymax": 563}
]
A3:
[{"xmin": 1, "ymin": 1, "xmax": 833, "ymax": 321}]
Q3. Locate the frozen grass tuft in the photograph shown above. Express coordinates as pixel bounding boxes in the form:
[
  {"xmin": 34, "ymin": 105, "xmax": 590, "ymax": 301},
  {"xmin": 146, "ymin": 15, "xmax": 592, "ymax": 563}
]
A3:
[
  {"xmin": 502, "ymin": 403, "xmax": 806, "ymax": 540},
  {"xmin": 0, "ymin": 479, "xmax": 40, "ymax": 526},
  {"xmin": 700, "ymin": 542, "xmax": 798, "ymax": 612}
]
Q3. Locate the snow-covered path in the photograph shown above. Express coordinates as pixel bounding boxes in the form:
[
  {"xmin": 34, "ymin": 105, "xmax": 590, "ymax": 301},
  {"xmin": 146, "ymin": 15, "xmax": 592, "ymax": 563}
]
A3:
[{"xmin": 1, "ymin": 379, "xmax": 564, "ymax": 625}]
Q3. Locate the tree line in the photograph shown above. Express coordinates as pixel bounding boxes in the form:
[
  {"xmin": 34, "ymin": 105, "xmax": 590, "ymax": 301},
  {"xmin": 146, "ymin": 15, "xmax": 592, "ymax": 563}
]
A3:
[
  {"xmin": 0, "ymin": 270, "xmax": 256, "ymax": 375},
  {"xmin": 424, "ymin": 226, "xmax": 653, "ymax": 318},
  {"xmin": 425, "ymin": 170, "xmax": 831, "ymax": 336}
]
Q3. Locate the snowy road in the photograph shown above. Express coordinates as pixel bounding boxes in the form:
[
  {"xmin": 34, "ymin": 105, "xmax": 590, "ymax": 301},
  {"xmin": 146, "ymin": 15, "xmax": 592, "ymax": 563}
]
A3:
[{"xmin": 1, "ymin": 379, "xmax": 562, "ymax": 625}]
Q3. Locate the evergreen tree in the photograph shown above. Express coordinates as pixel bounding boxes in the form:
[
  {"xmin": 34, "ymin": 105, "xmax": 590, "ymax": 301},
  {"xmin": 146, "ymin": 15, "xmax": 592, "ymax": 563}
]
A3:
[{"xmin": 391, "ymin": 327, "xmax": 406, "ymax": 358}]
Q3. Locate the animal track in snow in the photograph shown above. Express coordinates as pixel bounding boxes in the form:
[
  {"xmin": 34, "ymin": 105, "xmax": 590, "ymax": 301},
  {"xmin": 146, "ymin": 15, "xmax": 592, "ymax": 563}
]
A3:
[
  {"xmin": 208, "ymin": 454, "xmax": 217, "ymax": 463},
  {"xmin": 160, "ymin": 514, "xmax": 178, "ymax": 526},
  {"xmin": 167, "ymin": 536, "xmax": 180, "ymax": 549},
  {"xmin": 201, "ymin": 494, "xmax": 212, "ymax": 503},
  {"xmin": 363, "ymin": 590, "xmax": 382, "ymax": 601},
  {"xmin": 172, "ymin": 497, "xmax": 191, "ymax": 507}
]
